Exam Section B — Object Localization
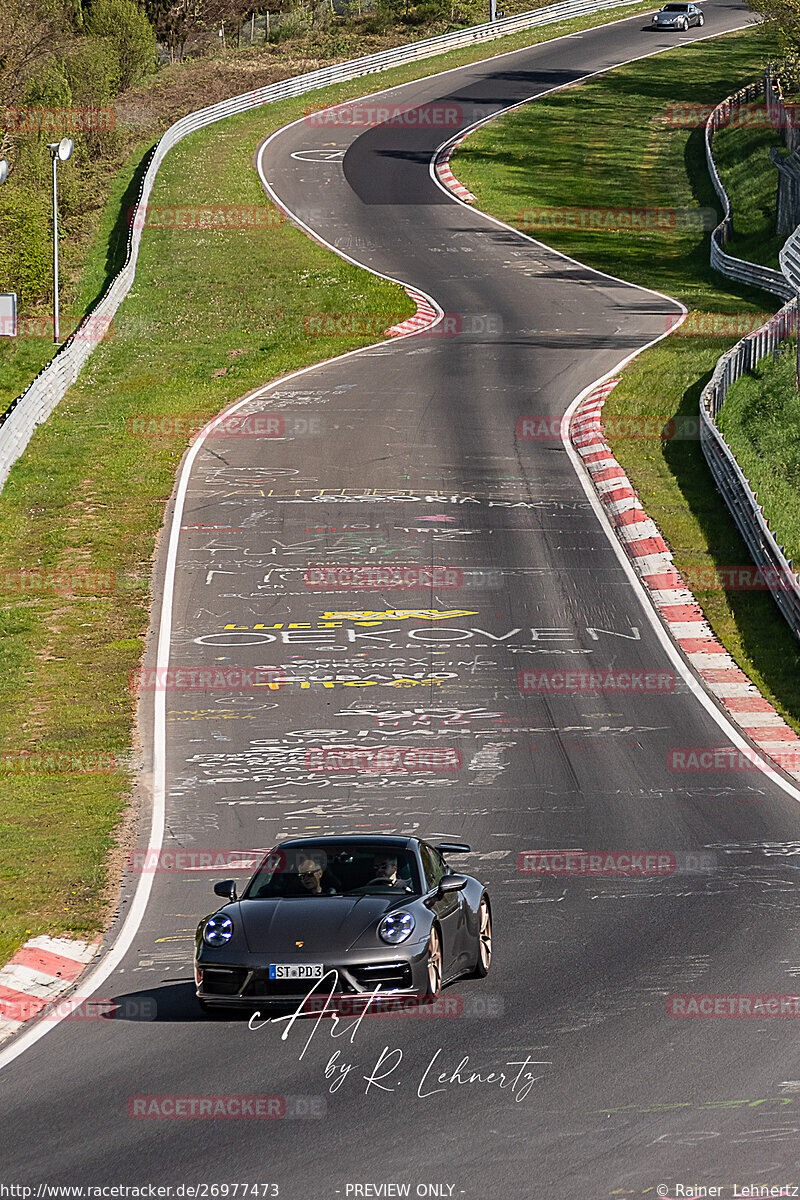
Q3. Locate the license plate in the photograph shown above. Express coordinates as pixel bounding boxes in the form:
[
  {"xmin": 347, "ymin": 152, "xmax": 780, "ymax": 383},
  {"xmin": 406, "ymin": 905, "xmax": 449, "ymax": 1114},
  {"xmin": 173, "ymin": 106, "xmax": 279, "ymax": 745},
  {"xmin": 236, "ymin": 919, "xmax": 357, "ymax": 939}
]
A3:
[{"xmin": 269, "ymin": 963, "xmax": 324, "ymax": 980}]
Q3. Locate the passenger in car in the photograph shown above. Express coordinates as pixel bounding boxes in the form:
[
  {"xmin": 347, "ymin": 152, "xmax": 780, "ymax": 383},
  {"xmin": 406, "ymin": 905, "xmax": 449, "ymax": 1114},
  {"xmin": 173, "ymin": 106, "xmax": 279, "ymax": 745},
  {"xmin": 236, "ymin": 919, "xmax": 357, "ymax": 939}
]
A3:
[{"xmin": 297, "ymin": 855, "xmax": 340, "ymax": 895}]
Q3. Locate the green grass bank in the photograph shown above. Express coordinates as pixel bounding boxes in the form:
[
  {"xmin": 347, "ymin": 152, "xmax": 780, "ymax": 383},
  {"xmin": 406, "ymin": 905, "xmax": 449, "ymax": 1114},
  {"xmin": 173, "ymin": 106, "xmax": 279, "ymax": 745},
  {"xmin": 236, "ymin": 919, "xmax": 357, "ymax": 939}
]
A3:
[
  {"xmin": 0, "ymin": 0, "xmax": 662, "ymax": 966},
  {"xmin": 453, "ymin": 25, "xmax": 800, "ymax": 731}
]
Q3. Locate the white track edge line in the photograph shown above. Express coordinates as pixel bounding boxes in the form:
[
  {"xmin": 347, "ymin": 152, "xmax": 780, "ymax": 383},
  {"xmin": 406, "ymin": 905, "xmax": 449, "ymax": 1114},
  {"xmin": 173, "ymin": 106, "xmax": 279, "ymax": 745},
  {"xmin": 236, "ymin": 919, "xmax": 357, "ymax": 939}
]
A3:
[
  {"xmin": 0, "ymin": 112, "xmax": 452, "ymax": 1083},
  {"xmin": 422, "ymin": 20, "xmax": 800, "ymax": 799},
  {"xmin": 428, "ymin": 18, "xmax": 754, "ymax": 296},
  {"xmin": 0, "ymin": 6, "xmax": 770, "ymax": 1076}
]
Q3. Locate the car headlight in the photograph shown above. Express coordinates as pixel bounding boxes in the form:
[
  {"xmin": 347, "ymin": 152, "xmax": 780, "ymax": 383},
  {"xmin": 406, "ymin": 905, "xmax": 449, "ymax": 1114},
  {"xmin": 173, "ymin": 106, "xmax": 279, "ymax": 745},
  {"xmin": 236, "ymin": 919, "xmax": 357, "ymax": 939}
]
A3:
[
  {"xmin": 203, "ymin": 914, "xmax": 234, "ymax": 946},
  {"xmin": 378, "ymin": 912, "xmax": 416, "ymax": 945}
]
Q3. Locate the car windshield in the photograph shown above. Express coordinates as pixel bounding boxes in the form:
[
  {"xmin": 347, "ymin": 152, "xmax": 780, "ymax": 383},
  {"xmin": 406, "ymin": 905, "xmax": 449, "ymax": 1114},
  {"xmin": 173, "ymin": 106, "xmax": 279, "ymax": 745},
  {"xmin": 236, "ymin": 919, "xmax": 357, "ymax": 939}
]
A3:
[
  {"xmin": 662, "ymin": 4, "xmax": 688, "ymax": 9},
  {"xmin": 244, "ymin": 843, "xmax": 421, "ymax": 898}
]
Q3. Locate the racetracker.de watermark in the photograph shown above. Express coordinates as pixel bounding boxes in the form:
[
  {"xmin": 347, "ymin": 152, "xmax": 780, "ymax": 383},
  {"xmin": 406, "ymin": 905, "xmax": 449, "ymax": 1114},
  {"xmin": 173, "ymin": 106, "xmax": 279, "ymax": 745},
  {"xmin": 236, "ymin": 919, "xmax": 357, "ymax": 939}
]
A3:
[
  {"xmin": 303, "ymin": 101, "xmax": 464, "ymax": 128},
  {"xmin": 125, "ymin": 414, "xmax": 322, "ymax": 438},
  {"xmin": 519, "ymin": 850, "xmax": 717, "ymax": 875},
  {"xmin": 517, "ymin": 206, "xmax": 716, "ymax": 232},
  {"xmin": 1, "ymin": 995, "xmax": 157, "ymax": 1022},
  {"xmin": 0, "ymin": 314, "xmax": 114, "ymax": 340},
  {"xmin": 0, "ymin": 569, "xmax": 115, "ymax": 595},
  {"xmin": 4, "ymin": 105, "xmax": 116, "ymax": 132},
  {"xmin": 0, "ymin": 752, "xmax": 117, "ymax": 775},
  {"xmin": 529, "ymin": 414, "xmax": 702, "ymax": 441},
  {"xmin": 304, "ymin": 746, "xmax": 462, "ymax": 772},
  {"xmin": 666, "ymin": 310, "xmax": 775, "ymax": 337},
  {"xmin": 518, "ymin": 851, "xmax": 676, "ymax": 875},
  {"xmin": 301, "ymin": 993, "xmax": 503, "ymax": 1017},
  {"xmin": 518, "ymin": 668, "xmax": 677, "ymax": 694},
  {"xmin": 131, "ymin": 667, "xmax": 286, "ymax": 692},
  {"xmin": 304, "ymin": 566, "xmax": 463, "ymax": 590},
  {"xmin": 127, "ymin": 1095, "xmax": 325, "ymax": 1119},
  {"xmin": 127, "ymin": 849, "xmax": 264, "ymax": 873},
  {"xmin": 667, "ymin": 994, "xmax": 800, "ymax": 1017},
  {"xmin": 128, "ymin": 205, "xmax": 286, "ymax": 231},
  {"xmin": 665, "ymin": 100, "xmax": 800, "ymax": 129},
  {"xmin": 668, "ymin": 747, "xmax": 800, "ymax": 772},
  {"xmin": 302, "ymin": 314, "xmax": 503, "ymax": 337},
  {"xmin": 681, "ymin": 565, "xmax": 800, "ymax": 591}
]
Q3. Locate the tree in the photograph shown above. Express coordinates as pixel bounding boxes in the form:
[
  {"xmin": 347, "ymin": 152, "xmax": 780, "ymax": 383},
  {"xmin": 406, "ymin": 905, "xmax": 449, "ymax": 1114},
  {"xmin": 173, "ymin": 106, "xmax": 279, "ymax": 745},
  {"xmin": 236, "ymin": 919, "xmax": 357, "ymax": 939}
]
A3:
[
  {"xmin": 193, "ymin": 0, "xmax": 252, "ymax": 47},
  {"xmin": 144, "ymin": 0, "xmax": 193, "ymax": 61},
  {"xmin": 144, "ymin": 0, "xmax": 249, "ymax": 60},
  {"xmin": 0, "ymin": 0, "xmax": 70, "ymax": 107},
  {"xmin": 748, "ymin": 0, "xmax": 800, "ymax": 57},
  {"xmin": 85, "ymin": 0, "xmax": 157, "ymax": 88}
]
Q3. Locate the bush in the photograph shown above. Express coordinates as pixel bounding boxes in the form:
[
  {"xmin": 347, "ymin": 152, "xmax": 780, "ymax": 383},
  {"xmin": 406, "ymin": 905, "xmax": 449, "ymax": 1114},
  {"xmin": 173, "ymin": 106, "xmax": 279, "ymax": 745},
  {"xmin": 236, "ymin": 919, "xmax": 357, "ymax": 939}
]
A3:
[
  {"xmin": 270, "ymin": 7, "xmax": 311, "ymax": 39},
  {"xmin": 363, "ymin": 0, "xmax": 395, "ymax": 31},
  {"xmin": 64, "ymin": 35, "xmax": 122, "ymax": 103},
  {"xmin": 85, "ymin": 0, "xmax": 157, "ymax": 90},
  {"xmin": 20, "ymin": 57, "xmax": 72, "ymax": 108},
  {"xmin": 0, "ymin": 186, "xmax": 53, "ymax": 312}
]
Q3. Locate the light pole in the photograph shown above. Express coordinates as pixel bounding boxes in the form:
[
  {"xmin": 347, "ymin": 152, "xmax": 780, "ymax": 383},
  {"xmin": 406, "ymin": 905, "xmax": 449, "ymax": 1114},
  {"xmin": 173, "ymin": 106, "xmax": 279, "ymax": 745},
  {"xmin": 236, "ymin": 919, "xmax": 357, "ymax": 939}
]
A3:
[
  {"xmin": 47, "ymin": 137, "xmax": 73, "ymax": 344},
  {"xmin": 0, "ymin": 159, "xmax": 16, "ymax": 339}
]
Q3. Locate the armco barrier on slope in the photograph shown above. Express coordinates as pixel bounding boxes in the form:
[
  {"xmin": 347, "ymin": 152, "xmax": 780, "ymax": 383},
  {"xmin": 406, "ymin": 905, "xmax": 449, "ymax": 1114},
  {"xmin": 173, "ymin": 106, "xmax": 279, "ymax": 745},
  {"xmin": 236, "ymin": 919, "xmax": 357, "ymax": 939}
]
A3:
[
  {"xmin": 699, "ymin": 300, "xmax": 800, "ymax": 639},
  {"xmin": 765, "ymin": 68, "xmax": 800, "ymax": 154},
  {"xmin": 699, "ymin": 80, "xmax": 800, "ymax": 641},
  {"xmin": 0, "ymin": 0, "xmax": 649, "ymax": 496},
  {"xmin": 705, "ymin": 80, "xmax": 795, "ymax": 302}
]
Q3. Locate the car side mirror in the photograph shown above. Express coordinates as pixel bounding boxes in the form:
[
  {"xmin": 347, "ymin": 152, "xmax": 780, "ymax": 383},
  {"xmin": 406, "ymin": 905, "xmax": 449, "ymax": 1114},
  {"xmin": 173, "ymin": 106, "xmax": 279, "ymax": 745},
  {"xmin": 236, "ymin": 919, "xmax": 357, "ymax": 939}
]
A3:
[
  {"xmin": 438, "ymin": 874, "xmax": 468, "ymax": 895},
  {"xmin": 213, "ymin": 879, "xmax": 237, "ymax": 901}
]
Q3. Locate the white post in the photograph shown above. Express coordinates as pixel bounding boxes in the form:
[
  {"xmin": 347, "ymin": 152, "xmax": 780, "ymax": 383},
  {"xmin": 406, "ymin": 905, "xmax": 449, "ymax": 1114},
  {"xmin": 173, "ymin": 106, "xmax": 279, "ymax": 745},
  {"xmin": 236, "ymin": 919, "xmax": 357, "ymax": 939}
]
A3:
[{"xmin": 52, "ymin": 150, "xmax": 60, "ymax": 344}]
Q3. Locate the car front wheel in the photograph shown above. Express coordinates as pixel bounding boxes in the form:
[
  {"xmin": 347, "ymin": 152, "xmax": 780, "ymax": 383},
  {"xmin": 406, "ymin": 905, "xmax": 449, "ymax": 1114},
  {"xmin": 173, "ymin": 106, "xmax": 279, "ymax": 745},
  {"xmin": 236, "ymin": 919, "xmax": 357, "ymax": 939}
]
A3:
[
  {"xmin": 679, "ymin": 16, "xmax": 688, "ymax": 28},
  {"xmin": 425, "ymin": 927, "xmax": 442, "ymax": 997},
  {"xmin": 472, "ymin": 896, "xmax": 492, "ymax": 978}
]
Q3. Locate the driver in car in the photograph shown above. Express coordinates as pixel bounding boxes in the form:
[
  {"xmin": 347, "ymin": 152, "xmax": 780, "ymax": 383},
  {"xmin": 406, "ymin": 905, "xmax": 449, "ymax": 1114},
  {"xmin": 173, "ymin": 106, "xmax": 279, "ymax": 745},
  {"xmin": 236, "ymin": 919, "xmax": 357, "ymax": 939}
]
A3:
[{"xmin": 370, "ymin": 853, "xmax": 411, "ymax": 891}]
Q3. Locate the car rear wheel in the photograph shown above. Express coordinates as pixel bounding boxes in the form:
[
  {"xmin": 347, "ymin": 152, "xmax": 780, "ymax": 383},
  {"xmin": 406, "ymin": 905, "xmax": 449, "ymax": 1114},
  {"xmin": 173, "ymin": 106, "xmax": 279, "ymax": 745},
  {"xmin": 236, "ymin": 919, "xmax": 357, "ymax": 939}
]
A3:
[
  {"xmin": 697, "ymin": 13, "xmax": 704, "ymax": 23},
  {"xmin": 425, "ymin": 927, "xmax": 442, "ymax": 997},
  {"xmin": 472, "ymin": 896, "xmax": 492, "ymax": 978}
]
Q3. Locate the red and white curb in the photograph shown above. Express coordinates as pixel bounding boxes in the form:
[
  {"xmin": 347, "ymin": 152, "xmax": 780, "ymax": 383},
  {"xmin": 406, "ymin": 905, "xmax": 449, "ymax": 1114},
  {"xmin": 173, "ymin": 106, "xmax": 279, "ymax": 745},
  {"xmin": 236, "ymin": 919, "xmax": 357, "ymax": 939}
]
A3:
[
  {"xmin": 0, "ymin": 935, "xmax": 101, "ymax": 1043},
  {"xmin": 570, "ymin": 378, "xmax": 800, "ymax": 782},
  {"xmin": 433, "ymin": 136, "xmax": 477, "ymax": 204},
  {"xmin": 385, "ymin": 287, "xmax": 439, "ymax": 336}
]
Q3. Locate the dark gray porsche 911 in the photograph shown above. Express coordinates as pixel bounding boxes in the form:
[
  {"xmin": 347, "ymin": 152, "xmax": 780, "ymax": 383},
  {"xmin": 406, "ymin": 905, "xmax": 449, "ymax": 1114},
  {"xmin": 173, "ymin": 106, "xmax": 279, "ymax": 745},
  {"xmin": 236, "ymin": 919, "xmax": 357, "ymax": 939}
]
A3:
[{"xmin": 194, "ymin": 835, "xmax": 492, "ymax": 1010}]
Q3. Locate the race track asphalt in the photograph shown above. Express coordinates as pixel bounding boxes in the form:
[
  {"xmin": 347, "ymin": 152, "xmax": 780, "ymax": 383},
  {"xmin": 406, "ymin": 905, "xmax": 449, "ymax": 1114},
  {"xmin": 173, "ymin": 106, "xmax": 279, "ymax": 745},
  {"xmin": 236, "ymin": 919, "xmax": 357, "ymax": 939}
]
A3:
[{"xmin": 5, "ymin": 4, "xmax": 800, "ymax": 1195}]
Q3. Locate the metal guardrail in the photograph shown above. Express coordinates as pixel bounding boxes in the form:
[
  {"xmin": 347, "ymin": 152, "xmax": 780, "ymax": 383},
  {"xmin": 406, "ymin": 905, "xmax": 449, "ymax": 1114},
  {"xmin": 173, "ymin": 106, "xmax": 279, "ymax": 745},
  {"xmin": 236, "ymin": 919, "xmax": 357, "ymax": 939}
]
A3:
[
  {"xmin": 700, "ymin": 82, "xmax": 800, "ymax": 639},
  {"xmin": 765, "ymin": 68, "xmax": 800, "ymax": 154},
  {"xmin": 0, "ymin": 0, "xmax": 649, "ymax": 495},
  {"xmin": 780, "ymin": 218, "xmax": 800, "ymax": 290},
  {"xmin": 705, "ymin": 80, "xmax": 795, "ymax": 302}
]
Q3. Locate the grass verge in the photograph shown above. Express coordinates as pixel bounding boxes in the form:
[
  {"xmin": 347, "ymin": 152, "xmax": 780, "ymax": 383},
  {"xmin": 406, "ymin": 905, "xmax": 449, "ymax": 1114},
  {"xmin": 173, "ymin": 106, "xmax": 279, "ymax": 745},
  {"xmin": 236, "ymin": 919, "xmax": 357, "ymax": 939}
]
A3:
[
  {"xmin": 453, "ymin": 24, "xmax": 800, "ymax": 730},
  {"xmin": 719, "ymin": 341, "xmax": 800, "ymax": 568},
  {"xmin": 713, "ymin": 105, "xmax": 785, "ymax": 269},
  {"xmin": 0, "ymin": 0, "xmax": 658, "ymax": 415},
  {"xmin": 0, "ymin": 0, "xmax": 662, "ymax": 966}
]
